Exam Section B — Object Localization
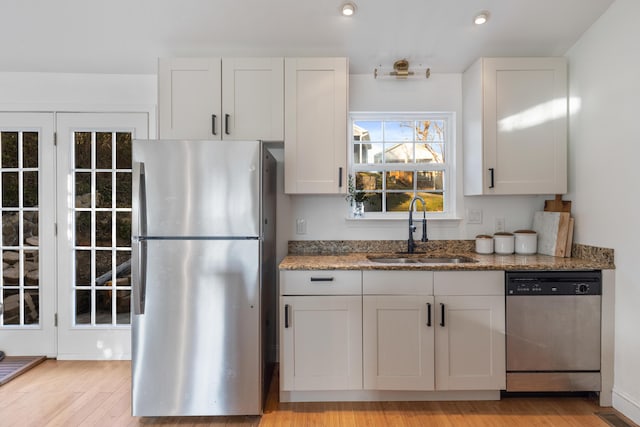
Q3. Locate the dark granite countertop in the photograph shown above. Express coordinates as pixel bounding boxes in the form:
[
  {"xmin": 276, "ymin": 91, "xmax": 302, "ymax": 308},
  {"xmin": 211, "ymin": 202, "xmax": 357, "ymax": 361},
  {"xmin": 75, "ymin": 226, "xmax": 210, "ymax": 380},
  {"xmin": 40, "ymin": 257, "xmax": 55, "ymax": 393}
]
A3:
[{"xmin": 279, "ymin": 240, "xmax": 615, "ymax": 271}]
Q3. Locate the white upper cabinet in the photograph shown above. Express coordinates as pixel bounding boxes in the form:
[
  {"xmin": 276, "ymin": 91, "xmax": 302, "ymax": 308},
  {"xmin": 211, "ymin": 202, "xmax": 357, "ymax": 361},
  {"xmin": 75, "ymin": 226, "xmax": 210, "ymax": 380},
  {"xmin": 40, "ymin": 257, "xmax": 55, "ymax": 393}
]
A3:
[
  {"xmin": 159, "ymin": 57, "xmax": 221, "ymax": 140},
  {"xmin": 463, "ymin": 57, "xmax": 567, "ymax": 195},
  {"xmin": 158, "ymin": 57, "xmax": 284, "ymax": 141},
  {"xmin": 284, "ymin": 57, "xmax": 348, "ymax": 194}
]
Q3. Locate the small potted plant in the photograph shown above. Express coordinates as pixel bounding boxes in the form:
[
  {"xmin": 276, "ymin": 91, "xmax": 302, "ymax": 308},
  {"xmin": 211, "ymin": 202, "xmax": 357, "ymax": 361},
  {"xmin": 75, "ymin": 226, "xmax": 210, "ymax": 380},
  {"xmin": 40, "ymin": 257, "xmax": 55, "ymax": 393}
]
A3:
[{"xmin": 345, "ymin": 174, "xmax": 367, "ymax": 218}]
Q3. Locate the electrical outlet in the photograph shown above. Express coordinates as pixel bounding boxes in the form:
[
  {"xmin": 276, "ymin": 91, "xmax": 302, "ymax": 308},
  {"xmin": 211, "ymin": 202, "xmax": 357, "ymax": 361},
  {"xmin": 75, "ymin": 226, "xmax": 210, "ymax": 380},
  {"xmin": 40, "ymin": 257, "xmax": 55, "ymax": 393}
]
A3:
[
  {"xmin": 467, "ymin": 208, "xmax": 483, "ymax": 224},
  {"xmin": 296, "ymin": 218, "xmax": 307, "ymax": 235},
  {"xmin": 495, "ymin": 217, "xmax": 505, "ymax": 233}
]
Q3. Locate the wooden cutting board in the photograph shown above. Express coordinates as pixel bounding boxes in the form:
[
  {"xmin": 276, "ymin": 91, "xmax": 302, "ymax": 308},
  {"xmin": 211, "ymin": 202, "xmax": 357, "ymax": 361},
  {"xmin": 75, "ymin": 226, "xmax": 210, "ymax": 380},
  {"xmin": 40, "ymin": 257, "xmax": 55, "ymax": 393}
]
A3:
[
  {"xmin": 532, "ymin": 211, "xmax": 571, "ymax": 257},
  {"xmin": 544, "ymin": 195, "xmax": 572, "ymax": 213}
]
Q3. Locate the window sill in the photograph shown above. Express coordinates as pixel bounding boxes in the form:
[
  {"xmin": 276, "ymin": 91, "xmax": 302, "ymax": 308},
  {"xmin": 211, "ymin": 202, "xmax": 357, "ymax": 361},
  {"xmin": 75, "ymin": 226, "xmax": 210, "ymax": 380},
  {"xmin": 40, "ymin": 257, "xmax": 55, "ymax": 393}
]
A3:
[{"xmin": 345, "ymin": 213, "xmax": 462, "ymax": 222}]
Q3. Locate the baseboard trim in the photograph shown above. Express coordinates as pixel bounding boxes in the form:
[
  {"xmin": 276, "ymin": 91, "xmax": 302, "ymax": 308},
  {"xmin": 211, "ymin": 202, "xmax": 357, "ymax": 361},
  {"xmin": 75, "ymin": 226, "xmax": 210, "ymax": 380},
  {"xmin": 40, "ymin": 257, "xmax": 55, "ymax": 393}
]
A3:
[
  {"xmin": 613, "ymin": 389, "xmax": 640, "ymax": 425},
  {"xmin": 280, "ymin": 389, "xmax": 500, "ymax": 403}
]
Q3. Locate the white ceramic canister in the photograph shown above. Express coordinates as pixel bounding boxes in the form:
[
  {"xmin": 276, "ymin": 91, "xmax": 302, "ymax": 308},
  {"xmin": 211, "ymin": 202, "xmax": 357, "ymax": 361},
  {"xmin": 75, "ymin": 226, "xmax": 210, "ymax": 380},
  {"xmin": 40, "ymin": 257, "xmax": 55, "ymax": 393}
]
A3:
[
  {"xmin": 475, "ymin": 235, "xmax": 494, "ymax": 254},
  {"xmin": 514, "ymin": 229, "xmax": 538, "ymax": 254},
  {"xmin": 493, "ymin": 232, "xmax": 515, "ymax": 254}
]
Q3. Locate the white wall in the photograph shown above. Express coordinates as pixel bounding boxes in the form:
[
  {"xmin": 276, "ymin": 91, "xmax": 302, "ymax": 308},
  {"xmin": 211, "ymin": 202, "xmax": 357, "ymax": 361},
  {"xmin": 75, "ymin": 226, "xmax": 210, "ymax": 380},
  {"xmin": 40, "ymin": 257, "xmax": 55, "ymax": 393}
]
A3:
[
  {"xmin": 0, "ymin": 72, "xmax": 156, "ymax": 128},
  {"xmin": 565, "ymin": 0, "xmax": 640, "ymax": 421},
  {"xmin": 282, "ymin": 73, "xmax": 549, "ymax": 242}
]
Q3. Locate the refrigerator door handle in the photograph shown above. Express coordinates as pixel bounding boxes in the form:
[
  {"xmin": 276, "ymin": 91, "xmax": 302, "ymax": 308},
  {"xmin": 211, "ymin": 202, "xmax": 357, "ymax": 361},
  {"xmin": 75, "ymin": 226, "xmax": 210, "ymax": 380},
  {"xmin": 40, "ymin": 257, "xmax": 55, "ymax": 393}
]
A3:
[{"xmin": 132, "ymin": 161, "xmax": 148, "ymax": 315}]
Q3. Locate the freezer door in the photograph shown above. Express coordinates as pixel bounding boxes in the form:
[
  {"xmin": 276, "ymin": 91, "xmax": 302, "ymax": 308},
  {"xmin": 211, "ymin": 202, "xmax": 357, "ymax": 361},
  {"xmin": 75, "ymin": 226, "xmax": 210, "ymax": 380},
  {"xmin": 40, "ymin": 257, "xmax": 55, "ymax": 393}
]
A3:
[
  {"xmin": 132, "ymin": 239, "xmax": 261, "ymax": 416},
  {"xmin": 132, "ymin": 139, "xmax": 260, "ymax": 237}
]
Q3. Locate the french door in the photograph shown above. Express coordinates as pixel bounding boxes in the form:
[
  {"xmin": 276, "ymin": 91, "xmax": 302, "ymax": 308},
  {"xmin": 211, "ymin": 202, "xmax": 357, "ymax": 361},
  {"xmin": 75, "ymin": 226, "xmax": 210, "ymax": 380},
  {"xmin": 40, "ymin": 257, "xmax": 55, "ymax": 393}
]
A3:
[
  {"xmin": 0, "ymin": 113, "xmax": 56, "ymax": 356},
  {"xmin": 56, "ymin": 113, "xmax": 147, "ymax": 359}
]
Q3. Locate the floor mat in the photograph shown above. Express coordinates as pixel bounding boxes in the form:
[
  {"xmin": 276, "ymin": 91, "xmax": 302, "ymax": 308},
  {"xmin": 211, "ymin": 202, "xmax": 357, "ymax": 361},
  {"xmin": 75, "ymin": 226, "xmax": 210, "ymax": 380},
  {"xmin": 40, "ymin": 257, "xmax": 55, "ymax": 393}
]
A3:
[{"xmin": 0, "ymin": 356, "xmax": 46, "ymax": 386}]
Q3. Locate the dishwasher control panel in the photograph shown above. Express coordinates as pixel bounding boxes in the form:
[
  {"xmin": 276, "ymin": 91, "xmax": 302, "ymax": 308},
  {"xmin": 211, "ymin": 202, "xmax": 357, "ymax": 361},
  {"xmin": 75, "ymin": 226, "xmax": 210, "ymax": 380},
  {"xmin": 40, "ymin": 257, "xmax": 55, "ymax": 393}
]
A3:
[{"xmin": 506, "ymin": 271, "xmax": 602, "ymax": 296}]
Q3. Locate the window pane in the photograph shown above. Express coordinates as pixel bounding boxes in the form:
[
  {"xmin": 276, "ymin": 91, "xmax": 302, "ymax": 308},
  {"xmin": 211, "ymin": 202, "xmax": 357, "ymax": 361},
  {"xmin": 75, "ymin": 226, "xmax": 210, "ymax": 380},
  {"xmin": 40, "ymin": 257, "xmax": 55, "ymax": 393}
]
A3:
[
  {"xmin": 356, "ymin": 171, "xmax": 382, "ymax": 191},
  {"xmin": 415, "ymin": 120, "xmax": 445, "ymax": 142},
  {"xmin": 24, "ymin": 289, "xmax": 39, "ymax": 325},
  {"xmin": 23, "ymin": 132, "xmax": 39, "ymax": 168},
  {"xmin": 75, "ymin": 172, "xmax": 91, "ymax": 208},
  {"xmin": 353, "ymin": 120, "xmax": 382, "ymax": 141},
  {"xmin": 75, "ymin": 290, "xmax": 91, "ymax": 324},
  {"xmin": 95, "ymin": 211, "xmax": 112, "ymax": 247},
  {"xmin": 417, "ymin": 171, "xmax": 444, "ymax": 191},
  {"xmin": 116, "ymin": 173, "xmax": 131, "ymax": 208},
  {"xmin": 75, "ymin": 211, "xmax": 92, "ymax": 247},
  {"xmin": 116, "ymin": 290, "xmax": 131, "ymax": 325},
  {"xmin": 416, "ymin": 143, "xmax": 444, "ymax": 163},
  {"xmin": 96, "ymin": 132, "xmax": 113, "ymax": 169},
  {"xmin": 2, "ymin": 172, "xmax": 18, "ymax": 207},
  {"xmin": 96, "ymin": 290, "xmax": 112, "ymax": 324},
  {"xmin": 23, "ymin": 171, "xmax": 38, "ymax": 207},
  {"xmin": 354, "ymin": 143, "xmax": 383, "ymax": 164},
  {"xmin": 2, "ymin": 213, "xmax": 19, "ymax": 246},
  {"xmin": 384, "ymin": 121, "xmax": 414, "ymax": 141},
  {"xmin": 2, "ymin": 289, "xmax": 20, "ymax": 325},
  {"xmin": 116, "ymin": 212, "xmax": 131, "ymax": 247},
  {"xmin": 95, "ymin": 250, "xmax": 112, "ymax": 284},
  {"xmin": 1, "ymin": 132, "xmax": 18, "ymax": 168},
  {"xmin": 384, "ymin": 143, "xmax": 414, "ymax": 163},
  {"xmin": 417, "ymin": 191, "xmax": 444, "ymax": 212},
  {"xmin": 363, "ymin": 193, "xmax": 382, "ymax": 212},
  {"xmin": 75, "ymin": 250, "xmax": 92, "ymax": 285},
  {"xmin": 96, "ymin": 172, "xmax": 112, "ymax": 208},
  {"xmin": 75, "ymin": 132, "xmax": 92, "ymax": 169},
  {"xmin": 386, "ymin": 171, "xmax": 413, "ymax": 190},
  {"xmin": 386, "ymin": 192, "xmax": 414, "ymax": 212},
  {"xmin": 116, "ymin": 133, "xmax": 132, "ymax": 169}
]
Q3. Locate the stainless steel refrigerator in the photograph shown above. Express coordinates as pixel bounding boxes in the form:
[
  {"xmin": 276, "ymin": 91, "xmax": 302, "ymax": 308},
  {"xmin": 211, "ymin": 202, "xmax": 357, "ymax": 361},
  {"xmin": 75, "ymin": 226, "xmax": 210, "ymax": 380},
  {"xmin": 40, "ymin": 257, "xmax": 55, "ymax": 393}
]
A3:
[{"xmin": 131, "ymin": 139, "xmax": 276, "ymax": 416}]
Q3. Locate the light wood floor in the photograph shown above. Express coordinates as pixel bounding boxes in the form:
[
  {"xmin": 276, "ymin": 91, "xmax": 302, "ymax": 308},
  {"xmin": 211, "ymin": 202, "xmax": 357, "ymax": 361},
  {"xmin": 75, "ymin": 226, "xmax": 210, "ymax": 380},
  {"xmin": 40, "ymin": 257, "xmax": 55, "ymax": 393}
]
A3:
[{"xmin": 0, "ymin": 359, "xmax": 634, "ymax": 427}]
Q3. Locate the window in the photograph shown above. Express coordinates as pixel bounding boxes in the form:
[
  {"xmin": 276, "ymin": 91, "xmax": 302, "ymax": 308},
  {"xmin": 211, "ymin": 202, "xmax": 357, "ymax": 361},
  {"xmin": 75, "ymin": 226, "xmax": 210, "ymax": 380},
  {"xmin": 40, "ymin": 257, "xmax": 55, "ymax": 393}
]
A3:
[{"xmin": 350, "ymin": 112, "xmax": 455, "ymax": 218}]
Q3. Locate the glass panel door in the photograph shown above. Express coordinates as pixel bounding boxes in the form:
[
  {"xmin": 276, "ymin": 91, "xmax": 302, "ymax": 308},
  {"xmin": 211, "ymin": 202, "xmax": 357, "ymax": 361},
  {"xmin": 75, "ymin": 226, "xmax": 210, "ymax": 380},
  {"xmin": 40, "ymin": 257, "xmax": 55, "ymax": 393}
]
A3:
[
  {"xmin": 57, "ymin": 113, "xmax": 148, "ymax": 359},
  {"xmin": 0, "ymin": 113, "xmax": 56, "ymax": 356}
]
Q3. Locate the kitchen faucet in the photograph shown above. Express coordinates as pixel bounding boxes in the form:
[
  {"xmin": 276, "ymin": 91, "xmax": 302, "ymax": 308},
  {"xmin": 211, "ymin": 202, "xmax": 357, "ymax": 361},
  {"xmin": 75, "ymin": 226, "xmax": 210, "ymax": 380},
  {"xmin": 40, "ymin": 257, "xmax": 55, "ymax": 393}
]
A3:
[{"xmin": 408, "ymin": 196, "xmax": 428, "ymax": 253}]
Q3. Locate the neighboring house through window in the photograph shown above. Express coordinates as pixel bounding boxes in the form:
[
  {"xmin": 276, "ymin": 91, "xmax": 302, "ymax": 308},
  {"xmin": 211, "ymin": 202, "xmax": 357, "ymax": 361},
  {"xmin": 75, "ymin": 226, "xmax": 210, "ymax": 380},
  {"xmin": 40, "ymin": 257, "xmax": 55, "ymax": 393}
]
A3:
[{"xmin": 350, "ymin": 112, "xmax": 455, "ymax": 218}]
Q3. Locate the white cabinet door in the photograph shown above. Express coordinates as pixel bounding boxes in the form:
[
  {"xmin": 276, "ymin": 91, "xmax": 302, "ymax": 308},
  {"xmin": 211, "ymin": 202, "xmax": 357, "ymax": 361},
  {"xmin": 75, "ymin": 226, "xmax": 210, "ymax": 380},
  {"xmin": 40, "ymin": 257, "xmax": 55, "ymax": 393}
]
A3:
[
  {"xmin": 463, "ymin": 57, "xmax": 567, "ymax": 195},
  {"xmin": 434, "ymin": 295, "xmax": 506, "ymax": 390},
  {"xmin": 363, "ymin": 296, "xmax": 435, "ymax": 390},
  {"xmin": 221, "ymin": 58, "xmax": 284, "ymax": 141},
  {"xmin": 158, "ymin": 57, "xmax": 222, "ymax": 140},
  {"xmin": 280, "ymin": 295, "xmax": 362, "ymax": 391},
  {"xmin": 284, "ymin": 57, "xmax": 348, "ymax": 194}
]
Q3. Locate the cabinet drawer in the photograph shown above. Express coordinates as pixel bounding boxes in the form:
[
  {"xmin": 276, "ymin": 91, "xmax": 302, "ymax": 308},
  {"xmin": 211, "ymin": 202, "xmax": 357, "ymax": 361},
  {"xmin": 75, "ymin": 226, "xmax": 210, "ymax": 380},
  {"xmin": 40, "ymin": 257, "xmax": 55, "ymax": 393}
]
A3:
[
  {"xmin": 434, "ymin": 271, "xmax": 504, "ymax": 296},
  {"xmin": 281, "ymin": 270, "xmax": 361, "ymax": 295},
  {"xmin": 363, "ymin": 270, "xmax": 433, "ymax": 295}
]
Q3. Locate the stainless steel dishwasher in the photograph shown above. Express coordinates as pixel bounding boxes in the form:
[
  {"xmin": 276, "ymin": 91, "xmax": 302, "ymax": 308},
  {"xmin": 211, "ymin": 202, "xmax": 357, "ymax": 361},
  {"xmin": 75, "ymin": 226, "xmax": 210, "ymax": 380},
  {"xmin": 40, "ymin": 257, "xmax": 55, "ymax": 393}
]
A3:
[{"xmin": 506, "ymin": 270, "xmax": 601, "ymax": 392}]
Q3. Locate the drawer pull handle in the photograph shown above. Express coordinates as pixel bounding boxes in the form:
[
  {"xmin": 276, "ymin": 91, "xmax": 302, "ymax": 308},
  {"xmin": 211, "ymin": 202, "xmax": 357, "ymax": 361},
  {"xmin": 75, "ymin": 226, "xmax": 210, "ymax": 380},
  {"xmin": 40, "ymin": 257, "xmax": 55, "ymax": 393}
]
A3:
[
  {"xmin": 310, "ymin": 277, "xmax": 334, "ymax": 282},
  {"xmin": 285, "ymin": 304, "xmax": 291, "ymax": 328},
  {"xmin": 488, "ymin": 168, "xmax": 495, "ymax": 189},
  {"xmin": 440, "ymin": 303, "xmax": 446, "ymax": 327},
  {"xmin": 426, "ymin": 302, "xmax": 432, "ymax": 327},
  {"xmin": 212, "ymin": 114, "xmax": 217, "ymax": 135}
]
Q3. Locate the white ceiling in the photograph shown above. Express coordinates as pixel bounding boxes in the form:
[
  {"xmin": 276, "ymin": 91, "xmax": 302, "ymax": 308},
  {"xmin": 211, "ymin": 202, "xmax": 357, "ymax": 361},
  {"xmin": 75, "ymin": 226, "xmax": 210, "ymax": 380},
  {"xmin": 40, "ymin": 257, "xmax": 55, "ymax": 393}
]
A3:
[{"xmin": 2, "ymin": 0, "xmax": 614, "ymax": 75}]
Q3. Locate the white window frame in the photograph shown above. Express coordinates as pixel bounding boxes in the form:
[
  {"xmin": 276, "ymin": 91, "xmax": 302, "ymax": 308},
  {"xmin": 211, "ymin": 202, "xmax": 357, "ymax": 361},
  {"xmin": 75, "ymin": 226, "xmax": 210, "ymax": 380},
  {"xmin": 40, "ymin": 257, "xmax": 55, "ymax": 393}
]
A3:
[{"xmin": 349, "ymin": 112, "xmax": 457, "ymax": 220}]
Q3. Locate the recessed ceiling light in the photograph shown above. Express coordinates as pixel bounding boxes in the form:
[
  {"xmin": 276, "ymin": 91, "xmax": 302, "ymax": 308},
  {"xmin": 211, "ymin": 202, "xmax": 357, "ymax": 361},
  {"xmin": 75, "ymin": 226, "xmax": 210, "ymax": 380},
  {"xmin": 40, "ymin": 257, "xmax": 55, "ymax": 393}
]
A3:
[
  {"xmin": 341, "ymin": 2, "xmax": 356, "ymax": 17},
  {"xmin": 474, "ymin": 11, "xmax": 490, "ymax": 25}
]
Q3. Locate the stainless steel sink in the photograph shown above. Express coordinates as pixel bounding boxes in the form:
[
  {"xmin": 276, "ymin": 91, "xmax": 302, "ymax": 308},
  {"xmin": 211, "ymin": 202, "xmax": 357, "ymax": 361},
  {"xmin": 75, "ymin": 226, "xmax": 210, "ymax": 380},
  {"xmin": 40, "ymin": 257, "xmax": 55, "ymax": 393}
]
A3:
[
  {"xmin": 367, "ymin": 256, "xmax": 477, "ymax": 264},
  {"xmin": 367, "ymin": 257, "xmax": 419, "ymax": 264}
]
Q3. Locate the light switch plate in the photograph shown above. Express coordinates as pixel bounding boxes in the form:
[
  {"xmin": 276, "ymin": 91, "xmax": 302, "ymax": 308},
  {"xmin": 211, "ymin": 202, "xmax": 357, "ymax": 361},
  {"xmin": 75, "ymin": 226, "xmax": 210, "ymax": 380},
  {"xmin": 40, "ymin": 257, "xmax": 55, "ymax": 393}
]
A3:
[
  {"xmin": 467, "ymin": 208, "xmax": 483, "ymax": 224},
  {"xmin": 296, "ymin": 218, "xmax": 307, "ymax": 235}
]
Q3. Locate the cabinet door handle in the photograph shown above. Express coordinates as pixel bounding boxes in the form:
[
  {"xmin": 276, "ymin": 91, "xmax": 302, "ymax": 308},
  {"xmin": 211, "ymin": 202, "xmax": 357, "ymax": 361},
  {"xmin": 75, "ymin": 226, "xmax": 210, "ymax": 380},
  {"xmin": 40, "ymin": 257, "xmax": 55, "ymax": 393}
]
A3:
[
  {"xmin": 310, "ymin": 277, "xmax": 334, "ymax": 282},
  {"xmin": 426, "ymin": 302, "xmax": 432, "ymax": 327},
  {"xmin": 338, "ymin": 167, "xmax": 343, "ymax": 188},
  {"xmin": 225, "ymin": 114, "xmax": 230, "ymax": 135},
  {"xmin": 440, "ymin": 303, "xmax": 446, "ymax": 327},
  {"xmin": 212, "ymin": 115, "xmax": 217, "ymax": 135},
  {"xmin": 285, "ymin": 304, "xmax": 291, "ymax": 328},
  {"xmin": 488, "ymin": 168, "xmax": 495, "ymax": 189}
]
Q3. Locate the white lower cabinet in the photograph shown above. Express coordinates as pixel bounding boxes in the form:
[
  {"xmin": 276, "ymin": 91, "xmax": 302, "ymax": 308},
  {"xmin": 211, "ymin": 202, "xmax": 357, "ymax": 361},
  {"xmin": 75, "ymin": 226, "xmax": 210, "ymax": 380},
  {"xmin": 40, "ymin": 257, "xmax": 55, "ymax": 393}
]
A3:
[
  {"xmin": 280, "ymin": 269, "xmax": 505, "ymax": 397},
  {"xmin": 362, "ymin": 270, "xmax": 506, "ymax": 392},
  {"xmin": 280, "ymin": 271, "xmax": 362, "ymax": 391},
  {"xmin": 363, "ymin": 295, "xmax": 435, "ymax": 390}
]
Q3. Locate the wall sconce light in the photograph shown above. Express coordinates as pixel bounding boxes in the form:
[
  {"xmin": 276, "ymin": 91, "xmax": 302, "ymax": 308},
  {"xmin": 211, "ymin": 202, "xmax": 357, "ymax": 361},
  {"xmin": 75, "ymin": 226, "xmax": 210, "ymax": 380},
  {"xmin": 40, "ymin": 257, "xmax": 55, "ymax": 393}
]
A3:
[
  {"xmin": 341, "ymin": 2, "xmax": 356, "ymax": 17},
  {"xmin": 374, "ymin": 59, "xmax": 431, "ymax": 80},
  {"xmin": 474, "ymin": 11, "xmax": 490, "ymax": 25}
]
